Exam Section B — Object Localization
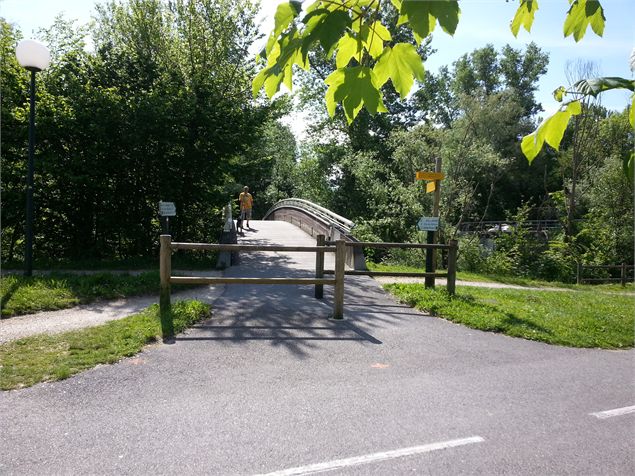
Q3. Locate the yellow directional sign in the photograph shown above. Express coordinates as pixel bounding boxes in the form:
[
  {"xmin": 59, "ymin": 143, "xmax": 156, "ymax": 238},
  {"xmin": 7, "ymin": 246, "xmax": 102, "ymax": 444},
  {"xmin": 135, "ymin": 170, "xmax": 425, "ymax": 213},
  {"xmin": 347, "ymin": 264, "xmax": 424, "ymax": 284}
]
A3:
[
  {"xmin": 426, "ymin": 181, "xmax": 436, "ymax": 193},
  {"xmin": 416, "ymin": 171, "xmax": 445, "ymax": 181}
]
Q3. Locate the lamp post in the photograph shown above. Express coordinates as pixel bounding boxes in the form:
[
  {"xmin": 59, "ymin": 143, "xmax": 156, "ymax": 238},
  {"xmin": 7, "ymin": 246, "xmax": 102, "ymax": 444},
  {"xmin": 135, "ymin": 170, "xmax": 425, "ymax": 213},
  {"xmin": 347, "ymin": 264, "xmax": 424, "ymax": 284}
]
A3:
[{"xmin": 15, "ymin": 39, "xmax": 50, "ymax": 276}]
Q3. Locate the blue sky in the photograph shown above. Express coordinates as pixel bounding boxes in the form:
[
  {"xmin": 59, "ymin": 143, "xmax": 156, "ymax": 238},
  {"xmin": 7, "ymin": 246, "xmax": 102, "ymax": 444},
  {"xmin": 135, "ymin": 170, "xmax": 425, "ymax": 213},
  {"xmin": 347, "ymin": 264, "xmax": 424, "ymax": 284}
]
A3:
[{"xmin": 3, "ymin": 0, "xmax": 633, "ymax": 136}]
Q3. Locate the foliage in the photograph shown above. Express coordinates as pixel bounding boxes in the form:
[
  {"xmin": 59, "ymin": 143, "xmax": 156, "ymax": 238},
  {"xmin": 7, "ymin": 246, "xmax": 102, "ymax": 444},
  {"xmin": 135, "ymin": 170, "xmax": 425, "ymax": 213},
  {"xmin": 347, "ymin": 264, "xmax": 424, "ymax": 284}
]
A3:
[
  {"xmin": 1, "ymin": 1, "xmax": 279, "ymax": 263},
  {"xmin": 456, "ymin": 205, "xmax": 577, "ymax": 282},
  {"xmin": 0, "ymin": 300, "xmax": 211, "ymax": 390},
  {"xmin": 528, "ymin": 77, "xmax": 635, "ymax": 179},
  {"xmin": 254, "ymin": 0, "xmax": 631, "ymax": 173},
  {"xmin": 385, "ymin": 284, "xmax": 634, "ymax": 349},
  {"xmin": 255, "ymin": 0, "xmax": 608, "ymax": 125}
]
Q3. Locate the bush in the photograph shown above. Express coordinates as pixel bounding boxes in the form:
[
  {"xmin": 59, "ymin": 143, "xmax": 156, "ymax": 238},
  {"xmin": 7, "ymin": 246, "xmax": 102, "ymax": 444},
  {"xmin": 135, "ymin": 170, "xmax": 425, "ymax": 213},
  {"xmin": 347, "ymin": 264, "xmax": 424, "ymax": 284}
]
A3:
[
  {"xmin": 386, "ymin": 247, "xmax": 428, "ymax": 268},
  {"xmin": 351, "ymin": 220, "xmax": 388, "ymax": 262},
  {"xmin": 457, "ymin": 236, "xmax": 488, "ymax": 272}
]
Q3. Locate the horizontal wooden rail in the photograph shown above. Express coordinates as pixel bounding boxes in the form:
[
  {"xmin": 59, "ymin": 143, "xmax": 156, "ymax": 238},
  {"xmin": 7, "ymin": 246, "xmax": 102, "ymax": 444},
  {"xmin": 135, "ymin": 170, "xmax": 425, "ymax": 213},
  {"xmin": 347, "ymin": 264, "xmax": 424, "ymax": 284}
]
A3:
[
  {"xmin": 325, "ymin": 240, "xmax": 450, "ymax": 250},
  {"xmin": 171, "ymin": 277, "xmax": 336, "ymax": 285},
  {"xmin": 577, "ymin": 262, "xmax": 634, "ymax": 286},
  {"xmin": 317, "ymin": 235, "xmax": 458, "ymax": 295},
  {"xmin": 323, "ymin": 270, "xmax": 448, "ymax": 278},
  {"xmin": 172, "ymin": 242, "xmax": 335, "ymax": 253},
  {"xmin": 159, "ymin": 235, "xmax": 347, "ymax": 340}
]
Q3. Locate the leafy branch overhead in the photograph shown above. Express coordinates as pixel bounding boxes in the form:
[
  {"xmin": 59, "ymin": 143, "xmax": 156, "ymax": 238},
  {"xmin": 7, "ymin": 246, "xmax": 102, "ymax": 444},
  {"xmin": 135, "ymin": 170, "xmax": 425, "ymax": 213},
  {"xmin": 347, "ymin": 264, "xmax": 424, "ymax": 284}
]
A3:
[
  {"xmin": 255, "ymin": 0, "xmax": 608, "ymax": 122},
  {"xmin": 538, "ymin": 77, "xmax": 635, "ymax": 180},
  {"xmin": 253, "ymin": 0, "xmax": 631, "ymax": 171}
]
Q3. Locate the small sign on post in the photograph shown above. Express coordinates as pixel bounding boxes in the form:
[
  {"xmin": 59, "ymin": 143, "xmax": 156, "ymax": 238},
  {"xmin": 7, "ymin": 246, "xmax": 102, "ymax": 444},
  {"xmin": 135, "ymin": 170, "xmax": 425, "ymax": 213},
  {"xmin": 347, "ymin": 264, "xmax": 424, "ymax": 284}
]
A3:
[
  {"xmin": 417, "ymin": 216, "xmax": 440, "ymax": 232},
  {"xmin": 158, "ymin": 201, "xmax": 176, "ymax": 235},
  {"xmin": 159, "ymin": 201, "xmax": 176, "ymax": 217},
  {"xmin": 416, "ymin": 171, "xmax": 445, "ymax": 181}
]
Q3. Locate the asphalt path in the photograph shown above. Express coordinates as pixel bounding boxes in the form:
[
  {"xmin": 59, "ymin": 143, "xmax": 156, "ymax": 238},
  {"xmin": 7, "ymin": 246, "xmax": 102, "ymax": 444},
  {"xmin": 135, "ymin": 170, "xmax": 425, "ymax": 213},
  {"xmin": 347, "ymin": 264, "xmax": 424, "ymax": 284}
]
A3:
[{"xmin": 1, "ymin": 221, "xmax": 633, "ymax": 475}]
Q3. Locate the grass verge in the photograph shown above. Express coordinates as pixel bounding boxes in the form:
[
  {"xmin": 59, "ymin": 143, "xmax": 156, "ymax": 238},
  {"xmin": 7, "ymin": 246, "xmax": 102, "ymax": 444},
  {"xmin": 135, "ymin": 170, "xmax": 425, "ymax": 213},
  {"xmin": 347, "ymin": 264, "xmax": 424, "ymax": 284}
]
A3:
[
  {"xmin": 0, "ymin": 300, "xmax": 211, "ymax": 390},
  {"xmin": 384, "ymin": 284, "xmax": 634, "ymax": 349},
  {"xmin": 1, "ymin": 272, "xmax": 162, "ymax": 318}
]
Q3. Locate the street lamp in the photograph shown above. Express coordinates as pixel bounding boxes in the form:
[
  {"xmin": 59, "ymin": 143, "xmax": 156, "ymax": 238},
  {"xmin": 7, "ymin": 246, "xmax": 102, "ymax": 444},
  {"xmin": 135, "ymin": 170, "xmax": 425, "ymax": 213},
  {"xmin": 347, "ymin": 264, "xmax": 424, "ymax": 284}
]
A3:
[{"xmin": 15, "ymin": 39, "xmax": 50, "ymax": 276}]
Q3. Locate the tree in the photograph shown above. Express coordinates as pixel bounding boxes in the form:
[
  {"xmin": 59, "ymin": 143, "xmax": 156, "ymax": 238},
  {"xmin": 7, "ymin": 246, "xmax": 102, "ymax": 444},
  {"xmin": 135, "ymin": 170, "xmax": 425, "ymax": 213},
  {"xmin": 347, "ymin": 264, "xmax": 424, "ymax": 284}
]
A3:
[
  {"xmin": 576, "ymin": 109, "xmax": 634, "ymax": 265},
  {"xmin": 557, "ymin": 60, "xmax": 605, "ymax": 239},
  {"xmin": 1, "ymin": 0, "xmax": 274, "ymax": 263},
  {"xmin": 0, "ymin": 20, "xmax": 29, "ymax": 262}
]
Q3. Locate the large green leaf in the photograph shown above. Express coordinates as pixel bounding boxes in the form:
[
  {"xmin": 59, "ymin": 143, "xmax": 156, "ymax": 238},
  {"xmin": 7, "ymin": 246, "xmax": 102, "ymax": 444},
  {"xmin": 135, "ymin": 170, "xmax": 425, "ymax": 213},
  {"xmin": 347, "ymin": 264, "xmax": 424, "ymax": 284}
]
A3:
[
  {"xmin": 335, "ymin": 32, "xmax": 361, "ymax": 68},
  {"xmin": 563, "ymin": 0, "xmax": 605, "ymax": 41},
  {"xmin": 301, "ymin": 9, "xmax": 352, "ymax": 59},
  {"xmin": 397, "ymin": 0, "xmax": 460, "ymax": 44},
  {"xmin": 274, "ymin": 1, "xmax": 302, "ymax": 37},
  {"xmin": 325, "ymin": 66, "xmax": 387, "ymax": 123},
  {"xmin": 373, "ymin": 43, "xmax": 425, "ymax": 98},
  {"xmin": 252, "ymin": 31, "xmax": 305, "ymax": 99},
  {"xmin": 626, "ymin": 94, "xmax": 635, "ymax": 182},
  {"xmin": 360, "ymin": 20, "xmax": 391, "ymax": 59},
  {"xmin": 511, "ymin": 0, "xmax": 538, "ymax": 36},
  {"xmin": 573, "ymin": 77, "xmax": 635, "ymax": 97},
  {"xmin": 521, "ymin": 101, "xmax": 582, "ymax": 162}
]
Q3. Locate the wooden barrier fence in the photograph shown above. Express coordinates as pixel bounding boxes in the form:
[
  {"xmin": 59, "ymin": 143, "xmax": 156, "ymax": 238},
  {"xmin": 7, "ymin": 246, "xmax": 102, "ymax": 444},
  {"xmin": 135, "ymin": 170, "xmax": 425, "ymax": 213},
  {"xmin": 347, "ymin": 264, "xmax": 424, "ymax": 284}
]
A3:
[
  {"xmin": 159, "ymin": 235, "xmax": 344, "ymax": 340},
  {"xmin": 576, "ymin": 262, "xmax": 634, "ymax": 286},
  {"xmin": 315, "ymin": 236, "xmax": 458, "ymax": 296}
]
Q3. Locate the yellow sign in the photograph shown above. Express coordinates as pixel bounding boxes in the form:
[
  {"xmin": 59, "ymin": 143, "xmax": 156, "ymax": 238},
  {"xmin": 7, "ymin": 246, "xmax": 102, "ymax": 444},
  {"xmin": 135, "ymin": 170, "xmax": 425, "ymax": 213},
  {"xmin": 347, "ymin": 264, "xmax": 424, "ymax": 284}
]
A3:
[
  {"xmin": 416, "ymin": 171, "xmax": 445, "ymax": 181},
  {"xmin": 426, "ymin": 181, "xmax": 436, "ymax": 193}
]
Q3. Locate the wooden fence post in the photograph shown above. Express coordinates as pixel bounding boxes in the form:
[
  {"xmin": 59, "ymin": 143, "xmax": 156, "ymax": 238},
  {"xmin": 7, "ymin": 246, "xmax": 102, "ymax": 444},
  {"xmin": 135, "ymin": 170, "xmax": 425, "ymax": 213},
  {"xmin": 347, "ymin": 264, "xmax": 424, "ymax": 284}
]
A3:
[
  {"xmin": 621, "ymin": 262, "xmax": 626, "ymax": 287},
  {"xmin": 447, "ymin": 239, "xmax": 458, "ymax": 296},
  {"xmin": 315, "ymin": 234, "xmax": 325, "ymax": 299},
  {"xmin": 159, "ymin": 234, "xmax": 174, "ymax": 341},
  {"xmin": 333, "ymin": 239, "xmax": 345, "ymax": 319},
  {"xmin": 576, "ymin": 262, "xmax": 583, "ymax": 285}
]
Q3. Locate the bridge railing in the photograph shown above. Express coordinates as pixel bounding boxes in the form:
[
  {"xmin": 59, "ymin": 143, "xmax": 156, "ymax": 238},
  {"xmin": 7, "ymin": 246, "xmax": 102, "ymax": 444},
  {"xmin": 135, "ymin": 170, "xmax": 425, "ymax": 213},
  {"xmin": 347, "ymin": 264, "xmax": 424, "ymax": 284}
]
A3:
[
  {"xmin": 264, "ymin": 198, "xmax": 354, "ymax": 234},
  {"xmin": 458, "ymin": 220, "xmax": 573, "ymax": 233},
  {"xmin": 264, "ymin": 198, "xmax": 367, "ymax": 269},
  {"xmin": 159, "ymin": 234, "xmax": 346, "ymax": 340}
]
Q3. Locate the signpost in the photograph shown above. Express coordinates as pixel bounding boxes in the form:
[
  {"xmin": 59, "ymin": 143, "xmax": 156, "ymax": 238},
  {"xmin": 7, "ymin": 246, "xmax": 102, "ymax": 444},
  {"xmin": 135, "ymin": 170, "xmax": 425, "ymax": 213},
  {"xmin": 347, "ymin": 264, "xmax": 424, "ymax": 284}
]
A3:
[
  {"xmin": 416, "ymin": 171, "xmax": 445, "ymax": 181},
  {"xmin": 159, "ymin": 201, "xmax": 176, "ymax": 234},
  {"xmin": 416, "ymin": 158, "xmax": 443, "ymax": 288},
  {"xmin": 417, "ymin": 216, "xmax": 440, "ymax": 231}
]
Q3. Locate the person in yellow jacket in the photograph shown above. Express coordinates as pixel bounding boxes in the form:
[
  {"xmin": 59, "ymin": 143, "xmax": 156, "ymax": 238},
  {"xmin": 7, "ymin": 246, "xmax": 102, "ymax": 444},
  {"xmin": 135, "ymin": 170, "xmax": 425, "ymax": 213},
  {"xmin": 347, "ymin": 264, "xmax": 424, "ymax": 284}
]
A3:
[{"xmin": 238, "ymin": 186, "xmax": 253, "ymax": 229}]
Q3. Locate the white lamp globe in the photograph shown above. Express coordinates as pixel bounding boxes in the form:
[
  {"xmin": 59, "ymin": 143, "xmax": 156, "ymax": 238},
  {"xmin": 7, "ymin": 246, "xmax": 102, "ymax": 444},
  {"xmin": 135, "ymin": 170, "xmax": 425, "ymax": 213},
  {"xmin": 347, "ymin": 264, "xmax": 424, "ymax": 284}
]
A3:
[{"xmin": 16, "ymin": 39, "xmax": 50, "ymax": 71}]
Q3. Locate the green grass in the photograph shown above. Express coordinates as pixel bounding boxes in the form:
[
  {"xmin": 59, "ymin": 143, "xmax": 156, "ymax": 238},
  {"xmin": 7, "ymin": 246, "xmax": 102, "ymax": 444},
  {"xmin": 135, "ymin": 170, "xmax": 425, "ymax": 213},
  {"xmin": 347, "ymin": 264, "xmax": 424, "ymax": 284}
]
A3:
[
  {"xmin": 384, "ymin": 284, "xmax": 634, "ymax": 349},
  {"xmin": 366, "ymin": 262, "xmax": 635, "ymax": 293},
  {"xmin": 1, "ymin": 272, "xmax": 162, "ymax": 317},
  {"xmin": 0, "ymin": 300, "xmax": 211, "ymax": 390},
  {"xmin": 1, "ymin": 251, "xmax": 219, "ymax": 271}
]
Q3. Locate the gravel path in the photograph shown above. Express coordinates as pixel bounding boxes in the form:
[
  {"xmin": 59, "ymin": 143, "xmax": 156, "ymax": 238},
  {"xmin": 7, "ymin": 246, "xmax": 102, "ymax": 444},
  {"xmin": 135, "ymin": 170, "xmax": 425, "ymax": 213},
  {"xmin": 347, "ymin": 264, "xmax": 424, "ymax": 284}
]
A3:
[{"xmin": 0, "ymin": 270, "xmax": 225, "ymax": 344}]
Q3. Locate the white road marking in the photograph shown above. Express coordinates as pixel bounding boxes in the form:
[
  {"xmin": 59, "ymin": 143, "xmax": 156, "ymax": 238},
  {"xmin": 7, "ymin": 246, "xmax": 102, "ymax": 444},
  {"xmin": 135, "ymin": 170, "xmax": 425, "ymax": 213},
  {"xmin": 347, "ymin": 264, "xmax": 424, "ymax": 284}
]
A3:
[
  {"xmin": 590, "ymin": 405, "xmax": 635, "ymax": 419},
  {"xmin": 257, "ymin": 436, "xmax": 485, "ymax": 476}
]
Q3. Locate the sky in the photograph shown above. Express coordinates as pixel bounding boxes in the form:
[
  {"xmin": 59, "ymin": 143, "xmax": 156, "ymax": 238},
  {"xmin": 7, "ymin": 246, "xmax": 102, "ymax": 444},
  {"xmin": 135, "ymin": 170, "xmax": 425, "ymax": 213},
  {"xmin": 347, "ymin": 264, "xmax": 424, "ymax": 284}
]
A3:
[{"xmin": 2, "ymin": 0, "xmax": 634, "ymax": 139}]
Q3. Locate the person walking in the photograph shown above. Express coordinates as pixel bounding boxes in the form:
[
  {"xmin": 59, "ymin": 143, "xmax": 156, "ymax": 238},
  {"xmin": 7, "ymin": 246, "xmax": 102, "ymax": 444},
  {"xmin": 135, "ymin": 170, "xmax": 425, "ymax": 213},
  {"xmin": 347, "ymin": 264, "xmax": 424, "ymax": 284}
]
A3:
[{"xmin": 239, "ymin": 186, "xmax": 253, "ymax": 229}]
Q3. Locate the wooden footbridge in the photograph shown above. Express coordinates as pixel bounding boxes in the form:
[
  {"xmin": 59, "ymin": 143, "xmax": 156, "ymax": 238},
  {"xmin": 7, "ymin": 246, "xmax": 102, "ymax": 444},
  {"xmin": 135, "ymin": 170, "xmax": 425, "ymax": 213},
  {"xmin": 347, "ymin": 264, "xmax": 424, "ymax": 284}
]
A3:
[{"xmin": 158, "ymin": 199, "xmax": 457, "ymax": 340}]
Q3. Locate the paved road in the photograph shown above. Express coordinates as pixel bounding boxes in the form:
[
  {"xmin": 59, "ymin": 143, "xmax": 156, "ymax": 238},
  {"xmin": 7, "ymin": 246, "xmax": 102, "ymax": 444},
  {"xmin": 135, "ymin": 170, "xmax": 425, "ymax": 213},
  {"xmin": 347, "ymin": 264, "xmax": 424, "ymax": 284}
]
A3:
[{"xmin": 1, "ymin": 221, "xmax": 633, "ymax": 475}]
